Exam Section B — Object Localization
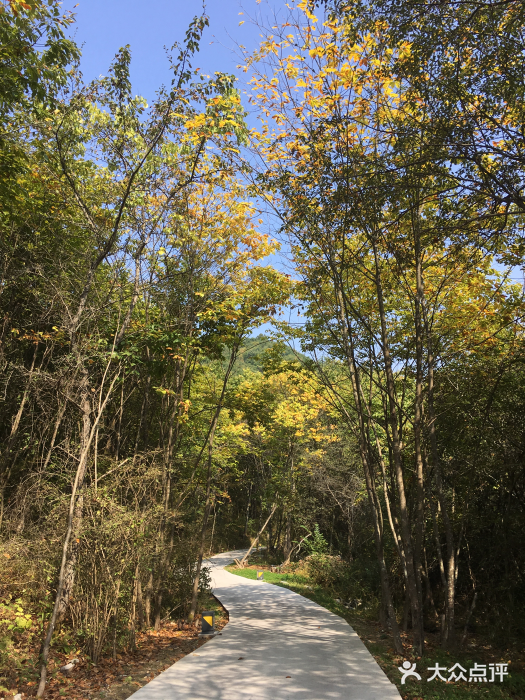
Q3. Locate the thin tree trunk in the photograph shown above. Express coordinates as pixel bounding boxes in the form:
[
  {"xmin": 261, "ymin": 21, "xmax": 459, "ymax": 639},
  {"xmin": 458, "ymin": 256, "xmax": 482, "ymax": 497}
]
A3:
[
  {"xmin": 240, "ymin": 504, "xmax": 278, "ymax": 566},
  {"xmin": 145, "ymin": 572, "xmax": 153, "ymax": 628},
  {"xmin": 7, "ymin": 344, "xmax": 38, "ymax": 444},
  {"xmin": 56, "ymin": 369, "xmax": 92, "ymax": 624},
  {"xmin": 115, "ymin": 370, "xmax": 125, "ymax": 460},
  {"xmin": 412, "ymin": 216, "xmax": 427, "ymax": 650},
  {"xmin": 132, "ymin": 390, "xmax": 147, "ymax": 464},
  {"xmin": 461, "ymin": 591, "xmax": 477, "ymax": 647},
  {"xmin": 244, "ymin": 482, "xmax": 252, "ymax": 537},
  {"xmin": 333, "ymin": 285, "xmax": 404, "ymax": 654},
  {"xmin": 187, "ymin": 340, "xmax": 242, "ymax": 621},
  {"xmin": 187, "ymin": 433, "xmax": 216, "ymax": 622},
  {"xmin": 129, "ymin": 563, "xmax": 140, "ymax": 651},
  {"xmin": 0, "ymin": 346, "xmax": 39, "ymax": 519},
  {"xmin": 429, "ymin": 493, "xmax": 447, "ymax": 591},
  {"xmin": 137, "ymin": 575, "xmax": 144, "ymax": 630},
  {"xmin": 208, "ymin": 499, "xmax": 217, "ymax": 556},
  {"xmin": 371, "ymin": 239, "xmax": 424, "ymax": 655},
  {"xmin": 427, "ymin": 341, "xmax": 456, "ymax": 648},
  {"xmin": 283, "ymin": 512, "xmax": 292, "ymax": 562},
  {"xmin": 423, "ymin": 544, "xmax": 438, "ymax": 619},
  {"xmin": 37, "ymin": 370, "xmax": 119, "ymax": 697}
]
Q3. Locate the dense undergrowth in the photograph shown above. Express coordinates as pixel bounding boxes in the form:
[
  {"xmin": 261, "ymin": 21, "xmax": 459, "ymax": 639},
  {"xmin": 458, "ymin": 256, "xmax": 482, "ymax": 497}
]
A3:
[{"xmin": 0, "ymin": 586, "xmax": 225, "ymax": 699}]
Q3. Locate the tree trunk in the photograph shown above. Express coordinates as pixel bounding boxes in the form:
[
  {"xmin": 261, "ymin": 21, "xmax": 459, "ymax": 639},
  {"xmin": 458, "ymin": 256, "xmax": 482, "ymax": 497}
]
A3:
[
  {"xmin": 37, "ymin": 371, "xmax": 91, "ymax": 697},
  {"xmin": 240, "ymin": 504, "xmax": 278, "ymax": 566},
  {"xmin": 244, "ymin": 482, "xmax": 252, "ymax": 537},
  {"xmin": 187, "ymin": 436, "xmax": 215, "ymax": 622},
  {"xmin": 427, "ymin": 341, "xmax": 456, "ymax": 648},
  {"xmin": 37, "ymin": 369, "xmax": 118, "ymax": 697},
  {"xmin": 412, "ymin": 216, "xmax": 427, "ymax": 651},
  {"xmin": 371, "ymin": 239, "xmax": 424, "ymax": 655},
  {"xmin": 145, "ymin": 572, "xmax": 153, "ymax": 628},
  {"xmin": 283, "ymin": 512, "xmax": 292, "ymax": 562},
  {"xmin": 333, "ymin": 285, "xmax": 404, "ymax": 654},
  {"xmin": 187, "ymin": 340, "xmax": 241, "ymax": 621}
]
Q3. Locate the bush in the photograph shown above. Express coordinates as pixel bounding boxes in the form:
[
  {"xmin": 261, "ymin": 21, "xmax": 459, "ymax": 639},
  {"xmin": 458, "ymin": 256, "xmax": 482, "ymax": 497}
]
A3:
[
  {"xmin": 305, "ymin": 553, "xmax": 346, "ymax": 588},
  {"xmin": 301, "ymin": 551, "xmax": 380, "ymax": 609}
]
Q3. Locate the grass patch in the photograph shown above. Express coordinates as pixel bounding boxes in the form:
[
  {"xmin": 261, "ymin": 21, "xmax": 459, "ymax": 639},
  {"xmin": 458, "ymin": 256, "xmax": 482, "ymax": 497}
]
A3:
[{"xmin": 226, "ymin": 563, "xmax": 525, "ymax": 700}]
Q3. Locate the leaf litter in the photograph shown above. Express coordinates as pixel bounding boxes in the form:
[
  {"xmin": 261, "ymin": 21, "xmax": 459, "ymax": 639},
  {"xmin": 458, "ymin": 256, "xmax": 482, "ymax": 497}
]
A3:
[{"xmin": 1, "ymin": 603, "xmax": 228, "ymax": 700}]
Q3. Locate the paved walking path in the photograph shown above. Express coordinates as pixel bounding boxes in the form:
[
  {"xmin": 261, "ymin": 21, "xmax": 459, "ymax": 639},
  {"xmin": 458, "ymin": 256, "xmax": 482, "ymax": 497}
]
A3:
[{"xmin": 129, "ymin": 550, "xmax": 402, "ymax": 700}]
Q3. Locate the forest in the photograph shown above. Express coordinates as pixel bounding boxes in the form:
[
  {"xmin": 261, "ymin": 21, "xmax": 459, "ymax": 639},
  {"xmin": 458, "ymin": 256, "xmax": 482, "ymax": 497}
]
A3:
[{"xmin": 0, "ymin": 1, "xmax": 524, "ymax": 698}]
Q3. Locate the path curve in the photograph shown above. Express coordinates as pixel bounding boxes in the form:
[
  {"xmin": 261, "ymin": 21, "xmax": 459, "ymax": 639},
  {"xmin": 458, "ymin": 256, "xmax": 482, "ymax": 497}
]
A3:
[{"xmin": 129, "ymin": 550, "xmax": 402, "ymax": 700}]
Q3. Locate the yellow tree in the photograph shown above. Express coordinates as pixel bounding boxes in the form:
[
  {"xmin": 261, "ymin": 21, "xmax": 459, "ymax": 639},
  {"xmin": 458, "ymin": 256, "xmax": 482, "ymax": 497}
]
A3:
[
  {"xmin": 242, "ymin": 0, "xmax": 525, "ymax": 652},
  {"xmin": 229, "ymin": 357, "xmax": 340, "ymax": 562}
]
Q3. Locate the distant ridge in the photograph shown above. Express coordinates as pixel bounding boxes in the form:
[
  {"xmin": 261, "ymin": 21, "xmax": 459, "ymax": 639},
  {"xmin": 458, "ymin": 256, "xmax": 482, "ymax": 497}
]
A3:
[{"xmin": 228, "ymin": 335, "xmax": 305, "ymax": 376}]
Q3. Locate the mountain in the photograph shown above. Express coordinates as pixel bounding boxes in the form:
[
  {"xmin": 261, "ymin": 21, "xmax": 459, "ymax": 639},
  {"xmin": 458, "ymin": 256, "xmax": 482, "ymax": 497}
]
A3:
[{"xmin": 228, "ymin": 335, "xmax": 305, "ymax": 376}]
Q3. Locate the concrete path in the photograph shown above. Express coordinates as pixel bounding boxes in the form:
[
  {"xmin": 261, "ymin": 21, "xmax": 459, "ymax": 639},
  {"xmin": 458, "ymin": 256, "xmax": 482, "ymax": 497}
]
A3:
[{"xmin": 129, "ymin": 550, "xmax": 402, "ymax": 700}]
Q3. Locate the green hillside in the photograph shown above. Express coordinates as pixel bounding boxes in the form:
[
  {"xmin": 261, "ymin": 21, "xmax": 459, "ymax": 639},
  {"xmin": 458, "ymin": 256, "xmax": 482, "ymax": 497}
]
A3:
[{"xmin": 221, "ymin": 335, "xmax": 305, "ymax": 377}]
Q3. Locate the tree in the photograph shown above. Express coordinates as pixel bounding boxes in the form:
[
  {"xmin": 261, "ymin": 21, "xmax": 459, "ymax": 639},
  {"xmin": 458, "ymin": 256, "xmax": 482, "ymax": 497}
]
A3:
[
  {"xmin": 0, "ymin": 0, "xmax": 79, "ymax": 198},
  {"xmin": 244, "ymin": 0, "xmax": 525, "ymax": 653}
]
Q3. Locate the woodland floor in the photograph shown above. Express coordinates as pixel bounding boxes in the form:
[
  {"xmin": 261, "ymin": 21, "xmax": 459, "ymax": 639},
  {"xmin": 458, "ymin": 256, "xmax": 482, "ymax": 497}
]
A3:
[
  {"xmin": 0, "ymin": 594, "xmax": 228, "ymax": 700},
  {"xmin": 226, "ymin": 556, "xmax": 525, "ymax": 700}
]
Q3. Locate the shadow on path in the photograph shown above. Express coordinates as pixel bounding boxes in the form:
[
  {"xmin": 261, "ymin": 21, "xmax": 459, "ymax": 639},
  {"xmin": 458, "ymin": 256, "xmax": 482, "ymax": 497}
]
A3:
[{"xmin": 129, "ymin": 549, "xmax": 402, "ymax": 700}]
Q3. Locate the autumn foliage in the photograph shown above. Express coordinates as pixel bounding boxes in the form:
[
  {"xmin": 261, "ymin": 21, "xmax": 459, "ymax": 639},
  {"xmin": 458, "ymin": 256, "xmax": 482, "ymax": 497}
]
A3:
[{"xmin": 1, "ymin": 2, "xmax": 525, "ymax": 697}]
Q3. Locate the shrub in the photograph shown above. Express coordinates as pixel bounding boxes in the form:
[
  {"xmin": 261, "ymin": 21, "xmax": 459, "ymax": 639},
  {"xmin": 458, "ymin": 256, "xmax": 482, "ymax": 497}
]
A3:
[{"xmin": 305, "ymin": 553, "xmax": 345, "ymax": 588}]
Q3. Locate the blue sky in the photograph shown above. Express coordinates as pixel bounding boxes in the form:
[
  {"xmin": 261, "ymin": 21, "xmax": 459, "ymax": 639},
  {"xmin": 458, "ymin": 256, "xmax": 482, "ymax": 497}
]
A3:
[
  {"xmin": 63, "ymin": 0, "xmax": 303, "ymax": 336},
  {"xmin": 66, "ymin": 0, "xmax": 274, "ymax": 102}
]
